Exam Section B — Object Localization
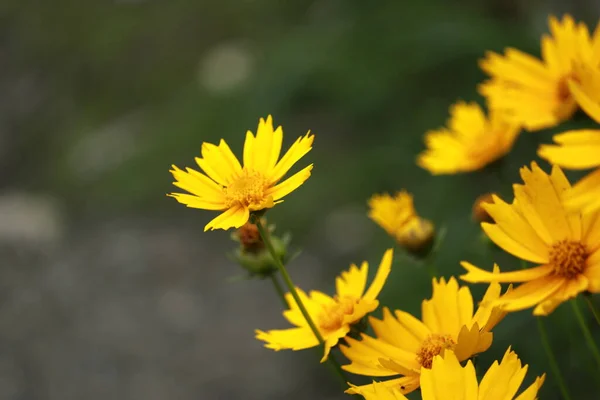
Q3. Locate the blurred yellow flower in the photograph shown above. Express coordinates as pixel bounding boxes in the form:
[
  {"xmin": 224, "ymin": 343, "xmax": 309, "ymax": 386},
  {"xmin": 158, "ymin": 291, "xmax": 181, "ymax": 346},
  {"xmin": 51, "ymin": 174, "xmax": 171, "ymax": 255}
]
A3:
[
  {"xmin": 461, "ymin": 162, "xmax": 600, "ymax": 315},
  {"xmin": 168, "ymin": 115, "xmax": 314, "ymax": 231},
  {"xmin": 368, "ymin": 191, "xmax": 415, "ymax": 234},
  {"xmin": 368, "ymin": 191, "xmax": 435, "ymax": 255},
  {"xmin": 341, "ymin": 276, "xmax": 507, "ymax": 395},
  {"xmin": 255, "ymin": 249, "xmax": 393, "ymax": 362},
  {"xmin": 479, "ymin": 14, "xmax": 600, "ymax": 131},
  {"xmin": 417, "ymin": 101, "xmax": 520, "ymax": 174},
  {"xmin": 538, "ymin": 67, "xmax": 600, "ymax": 214},
  {"xmin": 355, "ymin": 348, "xmax": 544, "ymax": 400}
]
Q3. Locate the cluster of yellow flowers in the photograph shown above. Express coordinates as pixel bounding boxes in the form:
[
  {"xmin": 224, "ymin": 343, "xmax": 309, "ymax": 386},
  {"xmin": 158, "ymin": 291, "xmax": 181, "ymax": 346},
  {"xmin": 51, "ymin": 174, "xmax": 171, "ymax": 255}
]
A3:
[{"xmin": 168, "ymin": 14, "xmax": 600, "ymax": 400}]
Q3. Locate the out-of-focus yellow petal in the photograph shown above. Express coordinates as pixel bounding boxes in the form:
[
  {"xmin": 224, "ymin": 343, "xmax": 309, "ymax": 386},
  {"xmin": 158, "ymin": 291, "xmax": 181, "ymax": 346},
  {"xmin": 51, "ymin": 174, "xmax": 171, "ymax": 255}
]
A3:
[{"xmin": 363, "ymin": 249, "xmax": 394, "ymax": 301}]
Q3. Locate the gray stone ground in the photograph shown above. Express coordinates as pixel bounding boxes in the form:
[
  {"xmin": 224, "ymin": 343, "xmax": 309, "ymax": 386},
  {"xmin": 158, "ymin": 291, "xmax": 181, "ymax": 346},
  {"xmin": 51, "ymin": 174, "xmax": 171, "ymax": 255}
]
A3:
[{"xmin": 0, "ymin": 203, "xmax": 346, "ymax": 400}]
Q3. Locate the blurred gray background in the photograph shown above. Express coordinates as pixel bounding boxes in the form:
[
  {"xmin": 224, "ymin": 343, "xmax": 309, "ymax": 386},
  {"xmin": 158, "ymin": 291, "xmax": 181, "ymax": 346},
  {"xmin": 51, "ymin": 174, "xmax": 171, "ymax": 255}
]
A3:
[{"xmin": 1, "ymin": 0, "xmax": 600, "ymax": 399}]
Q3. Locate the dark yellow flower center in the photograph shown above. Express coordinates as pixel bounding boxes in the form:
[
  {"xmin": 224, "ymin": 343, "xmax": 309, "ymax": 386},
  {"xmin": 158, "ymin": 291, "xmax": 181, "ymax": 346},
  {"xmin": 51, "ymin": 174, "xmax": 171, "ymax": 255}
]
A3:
[
  {"xmin": 415, "ymin": 334, "xmax": 456, "ymax": 369},
  {"xmin": 549, "ymin": 240, "xmax": 587, "ymax": 279},
  {"xmin": 318, "ymin": 297, "xmax": 355, "ymax": 333},
  {"xmin": 223, "ymin": 171, "xmax": 269, "ymax": 208}
]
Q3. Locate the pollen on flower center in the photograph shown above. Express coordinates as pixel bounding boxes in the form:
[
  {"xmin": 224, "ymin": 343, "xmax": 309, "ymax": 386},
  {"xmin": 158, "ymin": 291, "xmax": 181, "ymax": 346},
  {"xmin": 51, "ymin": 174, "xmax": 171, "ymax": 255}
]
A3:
[
  {"xmin": 318, "ymin": 297, "xmax": 355, "ymax": 332},
  {"xmin": 416, "ymin": 334, "xmax": 456, "ymax": 369},
  {"xmin": 223, "ymin": 171, "xmax": 269, "ymax": 208},
  {"xmin": 549, "ymin": 240, "xmax": 587, "ymax": 278}
]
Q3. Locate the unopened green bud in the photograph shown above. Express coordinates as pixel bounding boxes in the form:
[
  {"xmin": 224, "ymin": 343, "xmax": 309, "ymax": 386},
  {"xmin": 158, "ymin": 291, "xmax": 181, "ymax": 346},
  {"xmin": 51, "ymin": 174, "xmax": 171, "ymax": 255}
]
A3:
[{"xmin": 229, "ymin": 220, "xmax": 290, "ymax": 278}]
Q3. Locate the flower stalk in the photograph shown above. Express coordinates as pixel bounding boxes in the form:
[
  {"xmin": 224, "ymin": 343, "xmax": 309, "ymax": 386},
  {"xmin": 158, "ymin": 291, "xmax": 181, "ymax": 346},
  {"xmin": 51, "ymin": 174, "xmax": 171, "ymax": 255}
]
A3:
[
  {"xmin": 536, "ymin": 317, "xmax": 572, "ymax": 400},
  {"xmin": 253, "ymin": 216, "xmax": 347, "ymax": 384},
  {"xmin": 570, "ymin": 298, "xmax": 600, "ymax": 369}
]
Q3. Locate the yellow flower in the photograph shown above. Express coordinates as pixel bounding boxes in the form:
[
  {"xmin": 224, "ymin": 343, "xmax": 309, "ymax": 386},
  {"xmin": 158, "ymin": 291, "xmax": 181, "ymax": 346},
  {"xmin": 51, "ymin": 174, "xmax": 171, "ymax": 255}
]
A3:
[
  {"xmin": 417, "ymin": 101, "xmax": 520, "ymax": 174},
  {"xmin": 255, "ymin": 249, "xmax": 393, "ymax": 361},
  {"xmin": 341, "ymin": 276, "xmax": 507, "ymax": 395},
  {"xmin": 168, "ymin": 115, "xmax": 314, "ymax": 231},
  {"xmin": 368, "ymin": 191, "xmax": 416, "ymax": 235},
  {"xmin": 355, "ymin": 348, "xmax": 544, "ymax": 400},
  {"xmin": 479, "ymin": 14, "xmax": 600, "ymax": 131},
  {"xmin": 538, "ymin": 67, "xmax": 600, "ymax": 214},
  {"xmin": 368, "ymin": 191, "xmax": 436, "ymax": 255},
  {"xmin": 461, "ymin": 162, "xmax": 600, "ymax": 315}
]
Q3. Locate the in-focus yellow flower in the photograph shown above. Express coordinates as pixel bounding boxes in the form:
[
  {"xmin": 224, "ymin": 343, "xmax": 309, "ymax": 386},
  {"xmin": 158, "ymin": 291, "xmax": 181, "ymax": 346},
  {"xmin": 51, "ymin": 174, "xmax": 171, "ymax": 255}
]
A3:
[
  {"xmin": 538, "ymin": 67, "xmax": 600, "ymax": 214},
  {"xmin": 461, "ymin": 162, "xmax": 600, "ymax": 315},
  {"xmin": 341, "ymin": 276, "xmax": 508, "ymax": 395},
  {"xmin": 479, "ymin": 14, "xmax": 600, "ymax": 131},
  {"xmin": 255, "ymin": 249, "xmax": 393, "ymax": 361},
  {"xmin": 417, "ymin": 101, "xmax": 520, "ymax": 174},
  {"xmin": 168, "ymin": 115, "xmax": 314, "ymax": 231},
  {"xmin": 355, "ymin": 348, "xmax": 544, "ymax": 400},
  {"xmin": 368, "ymin": 191, "xmax": 436, "ymax": 255}
]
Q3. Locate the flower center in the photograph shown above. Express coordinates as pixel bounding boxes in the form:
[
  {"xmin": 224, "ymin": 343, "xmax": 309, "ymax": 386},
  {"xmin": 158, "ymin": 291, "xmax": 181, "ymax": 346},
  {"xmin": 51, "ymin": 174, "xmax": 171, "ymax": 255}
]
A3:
[
  {"xmin": 415, "ymin": 334, "xmax": 456, "ymax": 369},
  {"xmin": 223, "ymin": 171, "xmax": 269, "ymax": 208},
  {"xmin": 318, "ymin": 297, "xmax": 356, "ymax": 333},
  {"xmin": 549, "ymin": 240, "xmax": 587, "ymax": 279}
]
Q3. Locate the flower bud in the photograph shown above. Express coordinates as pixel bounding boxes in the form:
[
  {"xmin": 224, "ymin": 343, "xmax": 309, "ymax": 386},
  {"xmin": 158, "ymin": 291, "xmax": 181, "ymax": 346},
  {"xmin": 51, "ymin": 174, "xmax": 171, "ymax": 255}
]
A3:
[
  {"xmin": 229, "ymin": 219, "xmax": 290, "ymax": 278},
  {"xmin": 396, "ymin": 217, "xmax": 435, "ymax": 258},
  {"xmin": 472, "ymin": 193, "xmax": 495, "ymax": 223}
]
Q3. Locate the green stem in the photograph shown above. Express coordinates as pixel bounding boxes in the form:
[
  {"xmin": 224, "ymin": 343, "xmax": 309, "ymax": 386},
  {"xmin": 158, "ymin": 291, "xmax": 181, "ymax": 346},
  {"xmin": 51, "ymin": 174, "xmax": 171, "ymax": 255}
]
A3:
[
  {"xmin": 584, "ymin": 294, "xmax": 600, "ymax": 327},
  {"xmin": 536, "ymin": 317, "xmax": 572, "ymax": 400},
  {"xmin": 570, "ymin": 298, "xmax": 600, "ymax": 369},
  {"xmin": 269, "ymin": 274, "xmax": 287, "ymax": 308},
  {"xmin": 254, "ymin": 217, "xmax": 347, "ymax": 385}
]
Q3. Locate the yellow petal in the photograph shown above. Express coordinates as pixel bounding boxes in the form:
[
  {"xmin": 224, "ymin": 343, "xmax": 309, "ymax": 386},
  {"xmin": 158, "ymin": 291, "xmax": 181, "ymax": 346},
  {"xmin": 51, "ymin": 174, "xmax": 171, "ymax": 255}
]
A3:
[
  {"xmin": 354, "ymin": 381, "xmax": 410, "ymax": 400},
  {"xmin": 243, "ymin": 130, "xmax": 255, "ymax": 169},
  {"xmin": 363, "ymin": 248, "xmax": 394, "ymax": 301},
  {"xmin": 195, "ymin": 141, "xmax": 240, "ymax": 186},
  {"xmin": 393, "ymin": 309, "xmax": 431, "ymax": 344},
  {"xmin": 321, "ymin": 325, "xmax": 350, "ymax": 362},
  {"xmin": 266, "ymin": 164, "xmax": 313, "ymax": 200},
  {"xmin": 495, "ymin": 276, "xmax": 565, "ymax": 313},
  {"xmin": 518, "ymin": 163, "xmax": 572, "ymax": 242},
  {"xmin": 255, "ymin": 326, "xmax": 319, "ymax": 351},
  {"xmin": 460, "ymin": 262, "xmax": 553, "ymax": 283},
  {"xmin": 169, "ymin": 165, "xmax": 224, "ymax": 201},
  {"xmin": 204, "ymin": 205, "xmax": 249, "ymax": 231},
  {"xmin": 478, "ymin": 348, "xmax": 528, "ymax": 400},
  {"xmin": 370, "ymin": 307, "xmax": 422, "ymax": 353},
  {"xmin": 346, "ymin": 376, "xmax": 420, "ymax": 396},
  {"xmin": 336, "ymin": 262, "xmax": 368, "ymax": 299},
  {"xmin": 283, "ymin": 288, "xmax": 321, "ymax": 323},
  {"xmin": 454, "ymin": 323, "xmax": 492, "ymax": 361},
  {"xmin": 167, "ymin": 193, "xmax": 226, "ymax": 210},
  {"xmin": 269, "ymin": 132, "xmax": 314, "ymax": 183},
  {"xmin": 252, "ymin": 116, "xmax": 275, "ymax": 173},
  {"xmin": 567, "ymin": 169, "xmax": 600, "ymax": 215},
  {"xmin": 533, "ymin": 274, "xmax": 589, "ymax": 315},
  {"xmin": 420, "ymin": 352, "xmax": 478, "ymax": 400},
  {"xmin": 422, "ymin": 277, "xmax": 473, "ymax": 335},
  {"xmin": 515, "ymin": 375, "xmax": 546, "ymax": 400},
  {"xmin": 569, "ymin": 79, "xmax": 600, "ymax": 123},
  {"xmin": 584, "ymin": 249, "xmax": 600, "ymax": 292},
  {"xmin": 538, "ymin": 130, "xmax": 600, "ymax": 169},
  {"xmin": 340, "ymin": 335, "xmax": 405, "ymax": 377},
  {"xmin": 582, "ymin": 205, "xmax": 600, "ymax": 252}
]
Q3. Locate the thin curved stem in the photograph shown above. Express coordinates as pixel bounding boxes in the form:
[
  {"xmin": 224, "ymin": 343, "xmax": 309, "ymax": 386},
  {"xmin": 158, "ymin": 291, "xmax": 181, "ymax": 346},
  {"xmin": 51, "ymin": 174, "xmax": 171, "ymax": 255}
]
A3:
[
  {"xmin": 570, "ymin": 298, "xmax": 600, "ymax": 369},
  {"xmin": 536, "ymin": 318, "xmax": 572, "ymax": 400},
  {"xmin": 584, "ymin": 294, "xmax": 600, "ymax": 327},
  {"xmin": 254, "ymin": 217, "xmax": 347, "ymax": 385},
  {"xmin": 269, "ymin": 274, "xmax": 287, "ymax": 308}
]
